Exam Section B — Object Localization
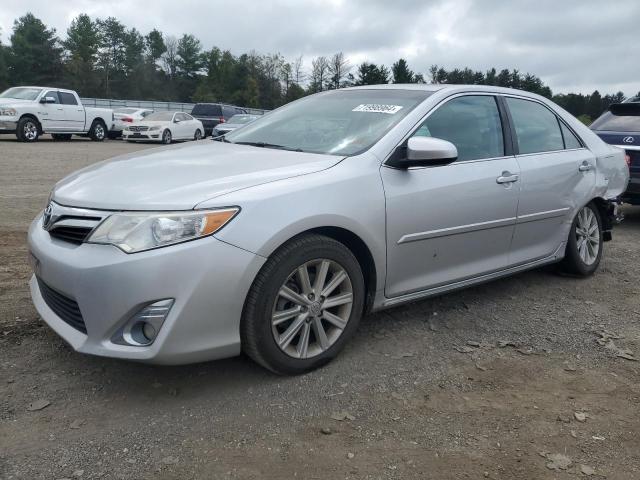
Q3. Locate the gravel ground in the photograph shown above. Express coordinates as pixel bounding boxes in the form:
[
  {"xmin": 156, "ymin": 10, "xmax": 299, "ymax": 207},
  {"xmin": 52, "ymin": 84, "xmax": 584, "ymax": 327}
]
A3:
[{"xmin": 1, "ymin": 134, "xmax": 639, "ymax": 479}]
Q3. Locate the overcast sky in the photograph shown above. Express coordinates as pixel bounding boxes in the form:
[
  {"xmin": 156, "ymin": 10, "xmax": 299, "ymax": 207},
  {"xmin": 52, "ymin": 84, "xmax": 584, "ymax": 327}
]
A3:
[{"xmin": 0, "ymin": 0, "xmax": 637, "ymax": 96}]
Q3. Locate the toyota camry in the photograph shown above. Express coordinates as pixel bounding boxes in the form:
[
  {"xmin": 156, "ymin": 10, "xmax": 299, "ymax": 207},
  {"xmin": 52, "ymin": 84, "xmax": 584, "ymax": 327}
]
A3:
[{"xmin": 28, "ymin": 85, "xmax": 629, "ymax": 374}]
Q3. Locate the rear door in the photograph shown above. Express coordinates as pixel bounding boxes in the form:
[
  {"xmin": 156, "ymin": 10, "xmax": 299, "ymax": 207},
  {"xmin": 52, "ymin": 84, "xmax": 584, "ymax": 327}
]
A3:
[
  {"xmin": 504, "ymin": 96, "xmax": 596, "ymax": 265},
  {"xmin": 39, "ymin": 90, "xmax": 65, "ymax": 130},
  {"xmin": 58, "ymin": 91, "xmax": 85, "ymax": 131},
  {"xmin": 382, "ymin": 94, "xmax": 521, "ymax": 297}
]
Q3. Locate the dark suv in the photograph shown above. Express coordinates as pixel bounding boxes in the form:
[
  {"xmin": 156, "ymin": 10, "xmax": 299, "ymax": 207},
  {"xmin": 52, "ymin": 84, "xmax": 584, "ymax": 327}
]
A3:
[
  {"xmin": 190, "ymin": 103, "xmax": 247, "ymax": 137},
  {"xmin": 591, "ymin": 100, "xmax": 640, "ymax": 204}
]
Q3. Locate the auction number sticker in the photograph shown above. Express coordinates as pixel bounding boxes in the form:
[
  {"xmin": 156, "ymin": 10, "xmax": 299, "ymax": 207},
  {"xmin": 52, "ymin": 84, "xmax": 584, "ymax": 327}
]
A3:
[{"xmin": 352, "ymin": 104, "xmax": 403, "ymax": 114}]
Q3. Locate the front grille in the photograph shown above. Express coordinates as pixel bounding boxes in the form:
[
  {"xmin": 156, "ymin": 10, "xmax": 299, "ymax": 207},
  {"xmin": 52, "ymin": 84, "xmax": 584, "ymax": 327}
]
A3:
[
  {"xmin": 49, "ymin": 225, "xmax": 94, "ymax": 244},
  {"xmin": 129, "ymin": 126, "xmax": 149, "ymax": 132},
  {"xmin": 37, "ymin": 278, "xmax": 86, "ymax": 334}
]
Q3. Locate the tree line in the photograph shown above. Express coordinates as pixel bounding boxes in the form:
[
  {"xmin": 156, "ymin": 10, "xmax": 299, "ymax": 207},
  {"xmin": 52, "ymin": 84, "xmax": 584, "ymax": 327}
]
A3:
[{"xmin": 0, "ymin": 13, "xmax": 637, "ymax": 122}]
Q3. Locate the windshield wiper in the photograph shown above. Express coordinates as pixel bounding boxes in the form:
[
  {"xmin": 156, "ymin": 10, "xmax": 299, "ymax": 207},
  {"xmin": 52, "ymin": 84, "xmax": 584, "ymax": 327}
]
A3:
[{"xmin": 233, "ymin": 141, "xmax": 303, "ymax": 152}]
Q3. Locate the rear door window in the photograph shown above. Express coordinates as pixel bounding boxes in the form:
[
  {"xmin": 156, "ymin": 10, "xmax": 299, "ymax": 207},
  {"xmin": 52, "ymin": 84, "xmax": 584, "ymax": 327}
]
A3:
[
  {"xmin": 412, "ymin": 95, "xmax": 504, "ymax": 161},
  {"xmin": 506, "ymin": 97, "xmax": 564, "ymax": 154},
  {"xmin": 58, "ymin": 92, "xmax": 78, "ymax": 105},
  {"xmin": 560, "ymin": 123, "xmax": 582, "ymax": 149}
]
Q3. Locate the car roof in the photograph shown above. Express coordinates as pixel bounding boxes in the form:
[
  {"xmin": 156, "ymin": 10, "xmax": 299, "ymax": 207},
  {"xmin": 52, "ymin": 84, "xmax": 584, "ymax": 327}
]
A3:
[{"xmin": 344, "ymin": 83, "xmax": 549, "ymax": 101}]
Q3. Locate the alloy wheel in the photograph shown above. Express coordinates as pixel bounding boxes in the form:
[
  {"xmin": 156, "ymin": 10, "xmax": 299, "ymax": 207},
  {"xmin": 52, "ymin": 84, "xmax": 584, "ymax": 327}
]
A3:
[
  {"xmin": 271, "ymin": 259, "xmax": 354, "ymax": 359},
  {"xmin": 24, "ymin": 121, "xmax": 38, "ymax": 141},
  {"xmin": 575, "ymin": 206, "xmax": 600, "ymax": 265},
  {"xmin": 95, "ymin": 123, "xmax": 105, "ymax": 140}
]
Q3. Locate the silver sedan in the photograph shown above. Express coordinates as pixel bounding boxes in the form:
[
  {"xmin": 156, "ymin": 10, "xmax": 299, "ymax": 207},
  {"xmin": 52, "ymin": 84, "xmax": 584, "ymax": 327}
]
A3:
[{"xmin": 28, "ymin": 85, "xmax": 629, "ymax": 374}]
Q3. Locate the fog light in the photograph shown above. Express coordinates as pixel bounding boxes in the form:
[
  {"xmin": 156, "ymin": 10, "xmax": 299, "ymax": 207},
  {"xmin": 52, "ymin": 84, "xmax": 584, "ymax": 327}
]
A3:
[{"xmin": 111, "ymin": 299, "xmax": 174, "ymax": 347}]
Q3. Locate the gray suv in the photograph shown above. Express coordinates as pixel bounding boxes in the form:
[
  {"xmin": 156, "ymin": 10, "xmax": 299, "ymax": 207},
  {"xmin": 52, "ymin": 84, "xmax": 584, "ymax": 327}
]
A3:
[
  {"xmin": 28, "ymin": 85, "xmax": 629, "ymax": 374},
  {"xmin": 190, "ymin": 103, "xmax": 247, "ymax": 137}
]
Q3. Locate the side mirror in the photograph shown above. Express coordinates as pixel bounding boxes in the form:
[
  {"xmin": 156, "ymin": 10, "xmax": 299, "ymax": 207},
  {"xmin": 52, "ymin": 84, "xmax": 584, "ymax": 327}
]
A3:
[
  {"xmin": 40, "ymin": 96, "xmax": 56, "ymax": 104},
  {"xmin": 388, "ymin": 137, "xmax": 458, "ymax": 169},
  {"xmin": 173, "ymin": 118, "xmax": 180, "ymax": 123}
]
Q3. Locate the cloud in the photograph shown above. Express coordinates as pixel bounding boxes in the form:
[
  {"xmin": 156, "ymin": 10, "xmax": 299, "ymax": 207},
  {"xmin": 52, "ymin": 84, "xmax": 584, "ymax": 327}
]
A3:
[{"xmin": 0, "ymin": 0, "xmax": 637, "ymax": 95}]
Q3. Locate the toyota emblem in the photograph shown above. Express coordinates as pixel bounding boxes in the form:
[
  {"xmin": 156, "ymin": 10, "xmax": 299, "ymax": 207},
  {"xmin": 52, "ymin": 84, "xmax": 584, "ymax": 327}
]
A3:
[
  {"xmin": 43, "ymin": 203, "xmax": 53, "ymax": 228},
  {"xmin": 623, "ymin": 136, "xmax": 635, "ymax": 144}
]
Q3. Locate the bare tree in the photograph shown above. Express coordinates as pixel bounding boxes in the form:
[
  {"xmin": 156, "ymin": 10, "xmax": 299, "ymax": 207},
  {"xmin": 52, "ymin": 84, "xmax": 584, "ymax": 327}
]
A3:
[
  {"xmin": 162, "ymin": 35, "xmax": 178, "ymax": 79},
  {"xmin": 328, "ymin": 52, "xmax": 351, "ymax": 89},
  {"xmin": 310, "ymin": 56, "xmax": 329, "ymax": 93},
  {"xmin": 292, "ymin": 55, "xmax": 305, "ymax": 86}
]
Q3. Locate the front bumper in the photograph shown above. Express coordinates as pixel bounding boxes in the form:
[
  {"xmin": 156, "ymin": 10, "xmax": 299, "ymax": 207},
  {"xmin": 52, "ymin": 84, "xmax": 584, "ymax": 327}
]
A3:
[
  {"xmin": 0, "ymin": 118, "xmax": 18, "ymax": 131},
  {"xmin": 122, "ymin": 131, "xmax": 162, "ymax": 141},
  {"xmin": 27, "ymin": 214, "xmax": 265, "ymax": 364}
]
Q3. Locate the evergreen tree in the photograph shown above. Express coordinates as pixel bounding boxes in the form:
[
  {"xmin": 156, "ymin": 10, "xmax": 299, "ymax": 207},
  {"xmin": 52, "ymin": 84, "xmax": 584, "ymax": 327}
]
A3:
[
  {"xmin": 63, "ymin": 14, "xmax": 101, "ymax": 96},
  {"xmin": 354, "ymin": 62, "xmax": 389, "ymax": 85},
  {"xmin": 391, "ymin": 58, "xmax": 414, "ymax": 83},
  {"xmin": 8, "ymin": 13, "xmax": 63, "ymax": 85}
]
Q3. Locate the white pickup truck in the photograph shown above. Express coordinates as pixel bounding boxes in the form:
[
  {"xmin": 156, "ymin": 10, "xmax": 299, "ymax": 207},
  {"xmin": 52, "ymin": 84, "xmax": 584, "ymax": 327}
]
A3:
[{"xmin": 0, "ymin": 86, "xmax": 114, "ymax": 142}]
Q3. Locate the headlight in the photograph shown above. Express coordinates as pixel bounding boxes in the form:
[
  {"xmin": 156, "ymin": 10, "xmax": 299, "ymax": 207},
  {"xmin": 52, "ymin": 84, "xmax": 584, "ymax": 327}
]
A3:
[
  {"xmin": 87, "ymin": 208, "xmax": 239, "ymax": 253},
  {"xmin": 0, "ymin": 107, "xmax": 17, "ymax": 116},
  {"xmin": 149, "ymin": 126, "xmax": 160, "ymax": 131},
  {"xmin": 124, "ymin": 126, "xmax": 131, "ymax": 131}
]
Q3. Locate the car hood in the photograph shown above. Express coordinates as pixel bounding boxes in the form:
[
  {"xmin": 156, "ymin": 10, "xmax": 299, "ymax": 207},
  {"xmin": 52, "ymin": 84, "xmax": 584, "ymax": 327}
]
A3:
[
  {"xmin": 52, "ymin": 141, "xmax": 344, "ymax": 210},
  {"xmin": 0, "ymin": 98, "xmax": 35, "ymax": 107}
]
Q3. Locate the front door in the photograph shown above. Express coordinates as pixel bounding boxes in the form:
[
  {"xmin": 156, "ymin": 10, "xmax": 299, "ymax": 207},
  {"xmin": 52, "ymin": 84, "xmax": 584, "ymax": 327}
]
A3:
[
  {"xmin": 504, "ymin": 96, "xmax": 597, "ymax": 265},
  {"xmin": 382, "ymin": 95, "xmax": 520, "ymax": 298},
  {"xmin": 38, "ymin": 90, "xmax": 65, "ymax": 130}
]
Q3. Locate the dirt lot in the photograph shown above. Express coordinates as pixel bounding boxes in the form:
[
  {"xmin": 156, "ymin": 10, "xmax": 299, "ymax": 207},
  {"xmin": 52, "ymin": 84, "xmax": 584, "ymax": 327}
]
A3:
[{"xmin": 1, "ymin": 134, "xmax": 639, "ymax": 480}]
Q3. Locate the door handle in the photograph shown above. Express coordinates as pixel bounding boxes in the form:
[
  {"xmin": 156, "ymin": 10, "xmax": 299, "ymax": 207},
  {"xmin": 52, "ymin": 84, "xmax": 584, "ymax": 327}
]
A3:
[
  {"xmin": 496, "ymin": 172, "xmax": 519, "ymax": 184},
  {"xmin": 578, "ymin": 162, "xmax": 593, "ymax": 172}
]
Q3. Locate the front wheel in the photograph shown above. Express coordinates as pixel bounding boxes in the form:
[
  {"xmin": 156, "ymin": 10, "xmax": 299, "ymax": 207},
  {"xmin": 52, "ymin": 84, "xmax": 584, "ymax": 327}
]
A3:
[
  {"xmin": 16, "ymin": 117, "xmax": 40, "ymax": 142},
  {"xmin": 161, "ymin": 129, "xmax": 172, "ymax": 144},
  {"xmin": 89, "ymin": 121, "xmax": 107, "ymax": 141},
  {"xmin": 194, "ymin": 129, "xmax": 202, "ymax": 141},
  {"xmin": 559, "ymin": 202, "xmax": 603, "ymax": 276},
  {"xmin": 241, "ymin": 234, "xmax": 365, "ymax": 375}
]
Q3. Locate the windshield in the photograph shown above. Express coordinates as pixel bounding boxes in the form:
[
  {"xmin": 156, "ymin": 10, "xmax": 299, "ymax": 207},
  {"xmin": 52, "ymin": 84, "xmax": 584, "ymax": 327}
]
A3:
[
  {"xmin": 591, "ymin": 106, "xmax": 640, "ymax": 133},
  {"xmin": 225, "ymin": 89, "xmax": 432, "ymax": 155},
  {"xmin": 144, "ymin": 112, "xmax": 175, "ymax": 121},
  {"xmin": 0, "ymin": 87, "xmax": 43, "ymax": 101},
  {"xmin": 228, "ymin": 114, "xmax": 257, "ymax": 124}
]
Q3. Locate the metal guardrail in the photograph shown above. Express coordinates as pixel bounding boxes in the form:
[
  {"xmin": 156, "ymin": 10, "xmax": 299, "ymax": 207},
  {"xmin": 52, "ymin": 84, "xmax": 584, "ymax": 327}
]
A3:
[{"xmin": 80, "ymin": 97, "xmax": 268, "ymax": 115}]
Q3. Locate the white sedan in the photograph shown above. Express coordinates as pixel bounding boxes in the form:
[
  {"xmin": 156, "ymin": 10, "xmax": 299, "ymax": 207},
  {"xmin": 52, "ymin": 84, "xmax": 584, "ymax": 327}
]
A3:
[{"xmin": 122, "ymin": 111, "xmax": 204, "ymax": 144}]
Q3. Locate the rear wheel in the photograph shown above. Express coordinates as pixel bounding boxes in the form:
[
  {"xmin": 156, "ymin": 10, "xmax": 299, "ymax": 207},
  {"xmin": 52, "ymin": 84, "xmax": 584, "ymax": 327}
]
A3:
[
  {"xmin": 559, "ymin": 202, "xmax": 603, "ymax": 276},
  {"xmin": 89, "ymin": 120, "xmax": 107, "ymax": 141},
  {"xmin": 241, "ymin": 234, "xmax": 365, "ymax": 375},
  {"xmin": 162, "ymin": 129, "xmax": 172, "ymax": 144},
  {"xmin": 194, "ymin": 129, "xmax": 202, "ymax": 140},
  {"xmin": 16, "ymin": 117, "xmax": 40, "ymax": 142}
]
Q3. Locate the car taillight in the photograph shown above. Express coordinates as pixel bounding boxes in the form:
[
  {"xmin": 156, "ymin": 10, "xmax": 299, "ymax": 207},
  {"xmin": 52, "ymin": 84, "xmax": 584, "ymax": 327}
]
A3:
[
  {"xmin": 123, "ymin": 117, "xmax": 133, "ymax": 123},
  {"xmin": 218, "ymin": 117, "xmax": 225, "ymax": 123},
  {"xmin": 625, "ymin": 154, "xmax": 631, "ymax": 167}
]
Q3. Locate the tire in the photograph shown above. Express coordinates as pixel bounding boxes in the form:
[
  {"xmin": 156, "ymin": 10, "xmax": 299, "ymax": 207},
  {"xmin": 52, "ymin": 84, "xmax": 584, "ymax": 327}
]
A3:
[
  {"xmin": 16, "ymin": 117, "xmax": 40, "ymax": 142},
  {"xmin": 241, "ymin": 233, "xmax": 365, "ymax": 375},
  {"xmin": 89, "ymin": 120, "xmax": 107, "ymax": 141},
  {"xmin": 161, "ymin": 129, "xmax": 172, "ymax": 145},
  {"xmin": 559, "ymin": 202, "xmax": 603, "ymax": 276},
  {"xmin": 51, "ymin": 134, "xmax": 72, "ymax": 141},
  {"xmin": 194, "ymin": 129, "xmax": 202, "ymax": 141}
]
